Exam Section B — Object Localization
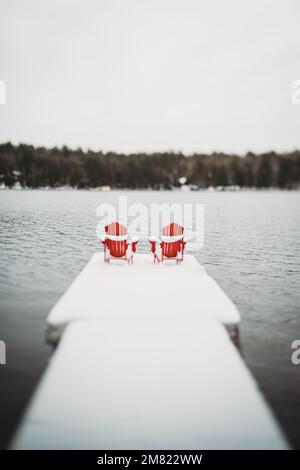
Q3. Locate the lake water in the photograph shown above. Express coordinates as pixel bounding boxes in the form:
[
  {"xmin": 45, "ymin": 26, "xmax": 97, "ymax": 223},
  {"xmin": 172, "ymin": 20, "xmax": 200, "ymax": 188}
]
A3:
[{"xmin": 0, "ymin": 189, "xmax": 299, "ymax": 448}]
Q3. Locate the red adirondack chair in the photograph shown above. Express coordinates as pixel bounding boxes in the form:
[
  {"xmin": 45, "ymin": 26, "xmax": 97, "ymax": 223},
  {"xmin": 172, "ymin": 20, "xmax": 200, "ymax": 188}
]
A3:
[
  {"xmin": 100, "ymin": 222, "xmax": 139, "ymax": 264},
  {"xmin": 149, "ymin": 222, "xmax": 186, "ymax": 263}
]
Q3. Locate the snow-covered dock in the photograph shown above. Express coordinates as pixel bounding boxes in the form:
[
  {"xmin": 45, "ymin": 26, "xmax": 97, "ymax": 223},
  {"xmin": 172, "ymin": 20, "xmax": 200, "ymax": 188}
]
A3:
[
  {"xmin": 11, "ymin": 253, "xmax": 288, "ymax": 449},
  {"xmin": 13, "ymin": 318, "xmax": 287, "ymax": 449},
  {"xmin": 46, "ymin": 253, "xmax": 240, "ymax": 345}
]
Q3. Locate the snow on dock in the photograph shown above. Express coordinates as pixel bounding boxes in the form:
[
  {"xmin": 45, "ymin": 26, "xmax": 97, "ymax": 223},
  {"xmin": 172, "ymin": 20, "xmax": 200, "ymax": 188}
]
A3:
[
  {"xmin": 46, "ymin": 253, "xmax": 240, "ymax": 345},
  {"xmin": 12, "ymin": 318, "xmax": 287, "ymax": 449},
  {"xmin": 11, "ymin": 253, "xmax": 288, "ymax": 449}
]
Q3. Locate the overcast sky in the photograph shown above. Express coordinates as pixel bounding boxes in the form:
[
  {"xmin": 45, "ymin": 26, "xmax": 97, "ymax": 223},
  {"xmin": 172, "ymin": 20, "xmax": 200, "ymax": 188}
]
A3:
[{"xmin": 0, "ymin": 0, "xmax": 300, "ymax": 154}]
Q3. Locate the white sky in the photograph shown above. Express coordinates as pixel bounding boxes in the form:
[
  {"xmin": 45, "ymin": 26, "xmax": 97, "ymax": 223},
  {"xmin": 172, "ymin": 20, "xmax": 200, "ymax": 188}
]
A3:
[{"xmin": 0, "ymin": 0, "xmax": 300, "ymax": 154}]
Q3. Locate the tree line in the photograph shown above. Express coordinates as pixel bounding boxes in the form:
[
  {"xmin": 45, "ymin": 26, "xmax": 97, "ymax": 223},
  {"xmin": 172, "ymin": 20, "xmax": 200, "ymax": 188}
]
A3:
[{"xmin": 0, "ymin": 142, "xmax": 300, "ymax": 189}]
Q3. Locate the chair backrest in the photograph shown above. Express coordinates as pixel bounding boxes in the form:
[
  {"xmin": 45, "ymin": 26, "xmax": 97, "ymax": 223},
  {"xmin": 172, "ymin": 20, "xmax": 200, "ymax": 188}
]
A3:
[
  {"xmin": 161, "ymin": 223, "xmax": 184, "ymax": 257},
  {"xmin": 105, "ymin": 222, "xmax": 128, "ymax": 257},
  {"xmin": 162, "ymin": 222, "xmax": 184, "ymax": 237}
]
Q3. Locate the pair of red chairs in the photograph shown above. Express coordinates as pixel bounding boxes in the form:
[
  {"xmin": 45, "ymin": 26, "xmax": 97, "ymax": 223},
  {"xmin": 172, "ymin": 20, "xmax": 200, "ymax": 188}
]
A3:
[{"xmin": 101, "ymin": 222, "xmax": 186, "ymax": 264}]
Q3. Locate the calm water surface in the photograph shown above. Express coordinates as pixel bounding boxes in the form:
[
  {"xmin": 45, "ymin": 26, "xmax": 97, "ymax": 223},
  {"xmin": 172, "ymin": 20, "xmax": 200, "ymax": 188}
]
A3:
[{"xmin": 0, "ymin": 190, "xmax": 299, "ymax": 448}]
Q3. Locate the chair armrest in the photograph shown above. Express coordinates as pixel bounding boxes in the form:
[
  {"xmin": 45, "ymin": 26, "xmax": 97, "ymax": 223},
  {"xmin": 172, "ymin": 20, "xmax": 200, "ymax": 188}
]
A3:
[
  {"xmin": 149, "ymin": 236, "xmax": 159, "ymax": 254},
  {"xmin": 130, "ymin": 235, "xmax": 139, "ymax": 253}
]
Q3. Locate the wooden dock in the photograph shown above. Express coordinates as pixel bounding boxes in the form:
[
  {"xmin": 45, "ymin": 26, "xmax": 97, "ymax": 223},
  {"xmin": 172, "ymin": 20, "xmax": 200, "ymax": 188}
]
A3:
[
  {"xmin": 46, "ymin": 253, "xmax": 240, "ymax": 345},
  {"xmin": 12, "ymin": 254, "xmax": 288, "ymax": 449}
]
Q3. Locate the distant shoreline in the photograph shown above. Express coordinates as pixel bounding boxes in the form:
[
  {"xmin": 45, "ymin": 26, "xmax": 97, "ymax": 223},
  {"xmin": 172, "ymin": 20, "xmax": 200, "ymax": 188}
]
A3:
[
  {"xmin": 1, "ymin": 142, "xmax": 300, "ymax": 190},
  {"xmin": 1, "ymin": 185, "xmax": 299, "ymax": 192}
]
